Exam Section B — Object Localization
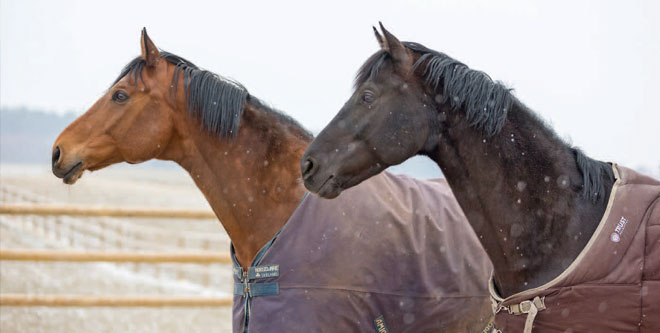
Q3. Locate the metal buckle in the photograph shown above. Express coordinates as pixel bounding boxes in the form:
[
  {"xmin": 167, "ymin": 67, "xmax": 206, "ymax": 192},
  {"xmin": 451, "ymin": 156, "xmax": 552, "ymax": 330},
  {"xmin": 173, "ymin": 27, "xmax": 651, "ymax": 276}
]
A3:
[
  {"xmin": 506, "ymin": 300, "xmax": 532, "ymax": 315},
  {"xmin": 518, "ymin": 300, "xmax": 533, "ymax": 314},
  {"xmin": 493, "ymin": 306, "xmax": 502, "ymax": 315}
]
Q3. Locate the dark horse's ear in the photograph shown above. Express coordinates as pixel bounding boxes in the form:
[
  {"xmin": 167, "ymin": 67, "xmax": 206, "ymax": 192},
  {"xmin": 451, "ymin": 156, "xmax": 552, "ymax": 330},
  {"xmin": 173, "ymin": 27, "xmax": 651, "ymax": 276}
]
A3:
[
  {"xmin": 373, "ymin": 26, "xmax": 385, "ymax": 48},
  {"xmin": 140, "ymin": 28, "xmax": 160, "ymax": 67},
  {"xmin": 378, "ymin": 22, "xmax": 412, "ymax": 70}
]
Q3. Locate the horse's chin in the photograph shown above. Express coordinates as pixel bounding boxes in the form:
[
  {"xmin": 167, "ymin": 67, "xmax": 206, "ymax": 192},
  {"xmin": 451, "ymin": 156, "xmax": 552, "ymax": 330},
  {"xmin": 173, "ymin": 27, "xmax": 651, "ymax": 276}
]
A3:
[
  {"xmin": 62, "ymin": 163, "xmax": 85, "ymax": 185},
  {"xmin": 308, "ymin": 176, "xmax": 344, "ymax": 199},
  {"xmin": 309, "ymin": 165, "xmax": 386, "ymax": 199},
  {"xmin": 316, "ymin": 184, "xmax": 343, "ymax": 199},
  {"xmin": 313, "ymin": 174, "xmax": 369, "ymax": 199}
]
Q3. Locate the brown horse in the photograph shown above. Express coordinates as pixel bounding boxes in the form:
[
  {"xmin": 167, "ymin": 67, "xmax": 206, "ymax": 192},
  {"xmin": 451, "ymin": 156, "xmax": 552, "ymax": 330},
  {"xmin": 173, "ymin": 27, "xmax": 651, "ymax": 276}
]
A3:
[
  {"xmin": 52, "ymin": 29, "xmax": 494, "ymax": 332},
  {"xmin": 51, "ymin": 30, "xmax": 309, "ymax": 269}
]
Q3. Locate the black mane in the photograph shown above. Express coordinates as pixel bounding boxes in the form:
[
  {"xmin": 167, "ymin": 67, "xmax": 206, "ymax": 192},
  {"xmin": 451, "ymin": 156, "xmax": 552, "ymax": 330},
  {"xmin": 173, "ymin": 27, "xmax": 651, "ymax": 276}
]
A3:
[
  {"xmin": 112, "ymin": 52, "xmax": 310, "ymax": 139},
  {"xmin": 355, "ymin": 42, "xmax": 613, "ymax": 203},
  {"xmin": 356, "ymin": 42, "xmax": 514, "ymax": 137},
  {"xmin": 573, "ymin": 147, "xmax": 615, "ymax": 202}
]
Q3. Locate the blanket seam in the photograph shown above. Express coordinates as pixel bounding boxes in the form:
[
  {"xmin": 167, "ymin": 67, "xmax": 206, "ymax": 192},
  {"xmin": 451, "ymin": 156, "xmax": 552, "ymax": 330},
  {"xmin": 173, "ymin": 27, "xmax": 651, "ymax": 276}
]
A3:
[{"xmin": 278, "ymin": 285, "xmax": 489, "ymax": 299}]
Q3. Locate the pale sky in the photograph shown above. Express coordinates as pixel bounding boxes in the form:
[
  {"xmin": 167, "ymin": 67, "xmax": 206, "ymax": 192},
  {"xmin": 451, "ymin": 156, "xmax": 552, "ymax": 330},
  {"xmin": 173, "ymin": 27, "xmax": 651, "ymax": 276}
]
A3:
[{"xmin": 1, "ymin": 0, "xmax": 658, "ymax": 169}]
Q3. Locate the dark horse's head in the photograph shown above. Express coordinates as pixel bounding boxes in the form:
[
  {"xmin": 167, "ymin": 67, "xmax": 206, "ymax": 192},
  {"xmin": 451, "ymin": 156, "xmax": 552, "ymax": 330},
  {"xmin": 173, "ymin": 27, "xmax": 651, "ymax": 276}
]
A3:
[{"xmin": 302, "ymin": 24, "xmax": 441, "ymax": 198}]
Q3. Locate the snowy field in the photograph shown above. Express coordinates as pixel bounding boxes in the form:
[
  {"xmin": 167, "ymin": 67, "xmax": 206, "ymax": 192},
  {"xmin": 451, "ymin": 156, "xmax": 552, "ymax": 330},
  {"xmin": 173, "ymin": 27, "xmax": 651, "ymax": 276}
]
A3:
[{"xmin": 0, "ymin": 164, "xmax": 234, "ymax": 333}]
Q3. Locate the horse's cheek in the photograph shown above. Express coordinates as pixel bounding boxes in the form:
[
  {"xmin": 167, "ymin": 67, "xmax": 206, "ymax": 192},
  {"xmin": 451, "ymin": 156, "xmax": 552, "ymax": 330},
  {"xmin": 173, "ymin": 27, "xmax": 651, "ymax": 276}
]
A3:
[{"xmin": 121, "ymin": 108, "xmax": 171, "ymax": 162}]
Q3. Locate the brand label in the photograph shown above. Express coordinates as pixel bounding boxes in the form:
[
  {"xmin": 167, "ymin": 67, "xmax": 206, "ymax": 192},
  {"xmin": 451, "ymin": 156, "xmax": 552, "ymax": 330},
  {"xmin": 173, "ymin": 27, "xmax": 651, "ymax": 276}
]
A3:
[
  {"xmin": 610, "ymin": 216, "xmax": 628, "ymax": 243},
  {"xmin": 374, "ymin": 315, "xmax": 389, "ymax": 333},
  {"xmin": 248, "ymin": 264, "xmax": 279, "ymax": 279}
]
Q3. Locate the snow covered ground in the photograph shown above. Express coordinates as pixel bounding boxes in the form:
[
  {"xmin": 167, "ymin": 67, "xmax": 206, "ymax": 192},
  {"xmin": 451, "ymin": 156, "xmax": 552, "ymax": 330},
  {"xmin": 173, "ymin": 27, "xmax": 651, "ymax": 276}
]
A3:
[{"xmin": 0, "ymin": 164, "xmax": 234, "ymax": 332}]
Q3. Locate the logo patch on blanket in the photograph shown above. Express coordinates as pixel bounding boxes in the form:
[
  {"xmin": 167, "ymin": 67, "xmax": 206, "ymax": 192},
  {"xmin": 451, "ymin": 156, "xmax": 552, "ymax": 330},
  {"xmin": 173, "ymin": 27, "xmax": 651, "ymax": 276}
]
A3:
[
  {"xmin": 374, "ymin": 315, "xmax": 389, "ymax": 333},
  {"xmin": 610, "ymin": 216, "xmax": 629, "ymax": 243}
]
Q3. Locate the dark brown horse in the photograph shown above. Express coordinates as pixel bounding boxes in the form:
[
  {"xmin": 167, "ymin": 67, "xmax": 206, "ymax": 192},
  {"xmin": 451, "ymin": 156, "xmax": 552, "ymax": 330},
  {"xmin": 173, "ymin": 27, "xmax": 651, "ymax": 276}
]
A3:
[
  {"xmin": 52, "ymin": 29, "xmax": 494, "ymax": 332},
  {"xmin": 302, "ymin": 24, "xmax": 658, "ymax": 331}
]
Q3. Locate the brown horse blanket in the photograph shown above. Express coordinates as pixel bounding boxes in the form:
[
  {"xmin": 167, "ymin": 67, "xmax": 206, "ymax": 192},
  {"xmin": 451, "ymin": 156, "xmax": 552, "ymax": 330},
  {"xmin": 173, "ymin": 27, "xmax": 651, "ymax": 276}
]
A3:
[
  {"xmin": 490, "ymin": 164, "xmax": 660, "ymax": 332},
  {"xmin": 231, "ymin": 171, "xmax": 493, "ymax": 332}
]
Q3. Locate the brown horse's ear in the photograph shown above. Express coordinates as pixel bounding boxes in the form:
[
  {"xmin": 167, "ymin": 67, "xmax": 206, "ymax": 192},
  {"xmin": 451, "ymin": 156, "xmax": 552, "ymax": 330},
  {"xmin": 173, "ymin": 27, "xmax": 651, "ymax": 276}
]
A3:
[
  {"xmin": 378, "ymin": 22, "xmax": 412, "ymax": 69},
  {"xmin": 140, "ymin": 27, "xmax": 160, "ymax": 67},
  {"xmin": 373, "ymin": 26, "xmax": 385, "ymax": 48}
]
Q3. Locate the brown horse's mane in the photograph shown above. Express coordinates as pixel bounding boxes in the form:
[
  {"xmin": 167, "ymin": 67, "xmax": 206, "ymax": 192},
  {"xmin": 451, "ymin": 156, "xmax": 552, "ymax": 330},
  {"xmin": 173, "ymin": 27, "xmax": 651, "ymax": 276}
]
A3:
[{"xmin": 112, "ymin": 51, "xmax": 311, "ymax": 139}]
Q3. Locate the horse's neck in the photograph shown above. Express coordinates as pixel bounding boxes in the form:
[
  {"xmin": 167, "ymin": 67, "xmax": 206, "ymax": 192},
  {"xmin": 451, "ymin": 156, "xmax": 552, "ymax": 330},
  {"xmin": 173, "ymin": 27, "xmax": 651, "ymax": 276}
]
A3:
[
  {"xmin": 165, "ymin": 101, "xmax": 309, "ymax": 269},
  {"xmin": 425, "ymin": 100, "xmax": 609, "ymax": 297}
]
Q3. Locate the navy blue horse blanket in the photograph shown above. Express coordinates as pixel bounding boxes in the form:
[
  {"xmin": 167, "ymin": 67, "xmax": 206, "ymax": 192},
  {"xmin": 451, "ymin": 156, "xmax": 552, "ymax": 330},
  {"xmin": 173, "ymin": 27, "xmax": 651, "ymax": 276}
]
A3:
[{"xmin": 232, "ymin": 171, "xmax": 493, "ymax": 332}]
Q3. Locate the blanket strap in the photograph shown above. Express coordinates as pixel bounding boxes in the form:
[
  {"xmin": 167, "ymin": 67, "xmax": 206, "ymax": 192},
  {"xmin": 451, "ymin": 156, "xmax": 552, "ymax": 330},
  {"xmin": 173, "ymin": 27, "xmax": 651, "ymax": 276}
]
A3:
[
  {"xmin": 232, "ymin": 264, "xmax": 280, "ymax": 297},
  {"xmin": 492, "ymin": 296, "xmax": 545, "ymax": 332},
  {"xmin": 234, "ymin": 282, "xmax": 279, "ymax": 297}
]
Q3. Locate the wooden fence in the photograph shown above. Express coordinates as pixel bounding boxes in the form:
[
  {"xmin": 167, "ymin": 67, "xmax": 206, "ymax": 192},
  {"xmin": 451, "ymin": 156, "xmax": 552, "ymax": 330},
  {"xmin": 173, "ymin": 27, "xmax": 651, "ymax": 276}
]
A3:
[
  {"xmin": 0, "ymin": 203, "xmax": 216, "ymax": 219},
  {"xmin": 0, "ymin": 294, "xmax": 233, "ymax": 307},
  {"xmin": 0, "ymin": 204, "xmax": 234, "ymax": 307},
  {"xmin": 0, "ymin": 249, "xmax": 231, "ymax": 264}
]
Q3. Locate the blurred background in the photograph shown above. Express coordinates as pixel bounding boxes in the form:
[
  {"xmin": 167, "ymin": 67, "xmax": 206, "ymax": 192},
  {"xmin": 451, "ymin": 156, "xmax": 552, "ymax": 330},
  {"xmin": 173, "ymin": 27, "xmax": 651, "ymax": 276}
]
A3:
[{"xmin": 1, "ymin": 0, "xmax": 658, "ymax": 332}]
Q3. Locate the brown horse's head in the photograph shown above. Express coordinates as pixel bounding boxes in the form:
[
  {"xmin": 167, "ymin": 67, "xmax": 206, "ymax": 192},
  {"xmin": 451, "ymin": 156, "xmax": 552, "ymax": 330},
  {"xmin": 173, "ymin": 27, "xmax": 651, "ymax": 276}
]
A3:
[{"xmin": 52, "ymin": 29, "xmax": 177, "ymax": 184}]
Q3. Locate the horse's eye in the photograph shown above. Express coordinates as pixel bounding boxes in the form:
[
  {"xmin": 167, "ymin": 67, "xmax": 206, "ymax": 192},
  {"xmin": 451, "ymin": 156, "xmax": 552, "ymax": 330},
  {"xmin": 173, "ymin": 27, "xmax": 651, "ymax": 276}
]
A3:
[
  {"xmin": 112, "ymin": 90, "xmax": 129, "ymax": 103},
  {"xmin": 362, "ymin": 91, "xmax": 375, "ymax": 104}
]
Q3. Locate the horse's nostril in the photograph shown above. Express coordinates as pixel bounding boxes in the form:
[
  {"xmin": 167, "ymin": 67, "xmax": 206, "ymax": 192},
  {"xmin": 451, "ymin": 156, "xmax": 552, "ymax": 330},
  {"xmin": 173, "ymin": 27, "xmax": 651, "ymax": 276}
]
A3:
[
  {"xmin": 52, "ymin": 146, "xmax": 61, "ymax": 166},
  {"xmin": 301, "ymin": 157, "xmax": 318, "ymax": 180},
  {"xmin": 302, "ymin": 160, "xmax": 313, "ymax": 175}
]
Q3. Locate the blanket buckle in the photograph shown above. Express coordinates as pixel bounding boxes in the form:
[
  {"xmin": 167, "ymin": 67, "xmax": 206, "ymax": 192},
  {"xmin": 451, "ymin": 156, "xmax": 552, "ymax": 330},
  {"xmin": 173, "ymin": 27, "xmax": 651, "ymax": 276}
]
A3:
[{"xmin": 518, "ymin": 300, "xmax": 533, "ymax": 314}]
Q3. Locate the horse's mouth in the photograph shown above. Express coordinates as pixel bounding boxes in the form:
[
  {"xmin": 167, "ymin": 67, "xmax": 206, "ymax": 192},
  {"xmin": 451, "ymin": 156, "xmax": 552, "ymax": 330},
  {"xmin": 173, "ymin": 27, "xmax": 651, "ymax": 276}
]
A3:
[
  {"xmin": 312, "ymin": 165, "xmax": 384, "ymax": 199},
  {"xmin": 315, "ymin": 174, "xmax": 362, "ymax": 199},
  {"xmin": 62, "ymin": 162, "xmax": 84, "ymax": 184},
  {"xmin": 313, "ymin": 175, "xmax": 340, "ymax": 199}
]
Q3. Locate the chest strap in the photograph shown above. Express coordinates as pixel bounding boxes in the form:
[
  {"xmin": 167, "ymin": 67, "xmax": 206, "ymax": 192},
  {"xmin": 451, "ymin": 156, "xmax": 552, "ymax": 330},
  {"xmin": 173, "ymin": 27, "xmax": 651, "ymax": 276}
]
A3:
[
  {"xmin": 232, "ymin": 264, "xmax": 280, "ymax": 298},
  {"xmin": 491, "ymin": 296, "xmax": 546, "ymax": 333},
  {"xmin": 233, "ymin": 264, "xmax": 280, "ymax": 280},
  {"xmin": 234, "ymin": 282, "xmax": 279, "ymax": 297}
]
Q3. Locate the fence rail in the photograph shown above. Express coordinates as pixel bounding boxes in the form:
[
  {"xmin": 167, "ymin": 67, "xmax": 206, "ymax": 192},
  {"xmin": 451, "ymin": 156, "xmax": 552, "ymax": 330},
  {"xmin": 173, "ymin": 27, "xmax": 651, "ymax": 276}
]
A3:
[
  {"xmin": 0, "ymin": 294, "xmax": 233, "ymax": 307},
  {"xmin": 0, "ymin": 249, "xmax": 232, "ymax": 264},
  {"xmin": 0, "ymin": 204, "xmax": 215, "ymax": 219},
  {"xmin": 0, "ymin": 201, "xmax": 232, "ymax": 308}
]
